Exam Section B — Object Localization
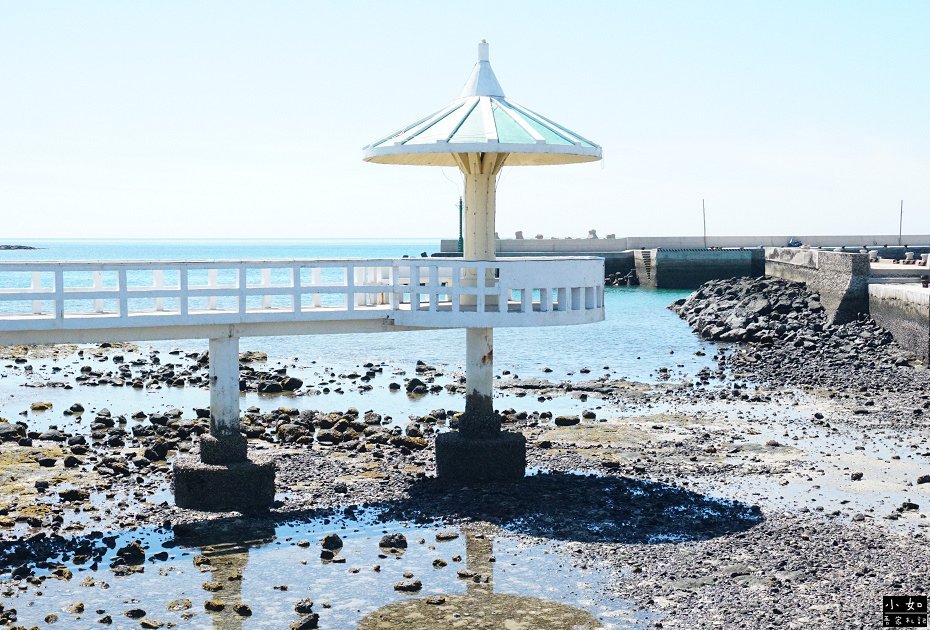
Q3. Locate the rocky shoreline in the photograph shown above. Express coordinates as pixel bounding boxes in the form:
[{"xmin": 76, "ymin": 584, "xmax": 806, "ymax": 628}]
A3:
[
  {"xmin": 672, "ymin": 276, "xmax": 930, "ymax": 425},
  {"xmin": 0, "ymin": 282, "xmax": 928, "ymax": 627}
]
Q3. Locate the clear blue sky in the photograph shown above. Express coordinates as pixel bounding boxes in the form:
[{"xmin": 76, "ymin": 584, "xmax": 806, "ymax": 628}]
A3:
[{"xmin": 1, "ymin": 1, "xmax": 927, "ymax": 240}]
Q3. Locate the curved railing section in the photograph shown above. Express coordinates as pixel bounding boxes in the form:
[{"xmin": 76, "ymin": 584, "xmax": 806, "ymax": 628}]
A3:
[{"xmin": 0, "ymin": 257, "xmax": 604, "ymax": 343}]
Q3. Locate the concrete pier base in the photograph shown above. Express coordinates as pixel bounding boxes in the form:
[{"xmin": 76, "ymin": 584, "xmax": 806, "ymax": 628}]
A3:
[
  {"xmin": 173, "ymin": 454, "xmax": 276, "ymax": 512},
  {"xmin": 435, "ymin": 431, "xmax": 526, "ymax": 483},
  {"xmin": 199, "ymin": 433, "xmax": 248, "ymax": 465}
]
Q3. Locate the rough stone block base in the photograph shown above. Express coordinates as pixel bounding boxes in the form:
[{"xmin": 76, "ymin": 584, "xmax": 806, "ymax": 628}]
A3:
[
  {"xmin": 199, "ymin": 433, "xmax": 247, "ymax": 464},
  {"xmin": 173, "ymin": 454, "xmax": 275, "ymax": 512},
  {"xmin": 435, "ymin": 431, "xmax": 526, "ymax": 483}
]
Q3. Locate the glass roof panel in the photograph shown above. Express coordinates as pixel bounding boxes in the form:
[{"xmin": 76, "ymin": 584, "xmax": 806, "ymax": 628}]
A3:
[
  {"xmin": 449, "ymin": 101, "xmax": 490, "ymax": 143},
  {"xmin": 492, "ymin": 103, "xmax": 534, "ymax": 144},
  {"xmin": 404, "ymin": 99, "xmax": 475, "ymax": 145},
  {"xmin": 517, "ymin": 109, "xmax": 574, "ymax": 145}
]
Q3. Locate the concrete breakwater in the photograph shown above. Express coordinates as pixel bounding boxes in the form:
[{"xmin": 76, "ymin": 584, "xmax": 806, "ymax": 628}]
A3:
[
  {"xmin": 439, "ymin": 237, "xmax": 930, "ymax": 289},
  {"xmin": 764, "ymin": 248, "xmax": 870, "ymax": 325},
  {"xmin": 634, "ymin": 248, "xmax": 764, "ymax": 289},
  {"xmin": 440, "ymin": 234, "xmax": 930, "ymax": 254},
  {"xmin": 869, "ymin": 284, "xmax": 930, "ymax": 363}
]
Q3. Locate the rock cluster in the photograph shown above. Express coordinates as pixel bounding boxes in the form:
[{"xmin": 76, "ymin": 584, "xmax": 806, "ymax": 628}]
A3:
[
  {"xmin": 671, "ymin": 276, "xmax": 917, "ymax": 391},
  {"xmin": 605, "ymin": 270, "xmax": 637, "ymax": 287}
]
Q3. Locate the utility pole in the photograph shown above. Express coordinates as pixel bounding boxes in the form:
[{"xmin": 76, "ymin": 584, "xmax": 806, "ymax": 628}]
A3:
[
  {"xmin": 702, "ymin": 199, "xmax": 707, "ymax": 249},
  {"xmin": 899, "ymin": 200, "xmax": 903, "ymax": 246}
]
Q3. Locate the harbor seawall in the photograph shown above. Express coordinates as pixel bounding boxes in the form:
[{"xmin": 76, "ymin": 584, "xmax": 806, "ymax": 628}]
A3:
[
  {"xmin": 764, "ymin": 248, "xmax": 870, "ymax": 325},
  {"xmin": 868, "ymin": 284, "xmax": 930, "ymax": 363},
  {"xmin": 634, "ymin": 249, "xmax": 764, "ymax": 289}
]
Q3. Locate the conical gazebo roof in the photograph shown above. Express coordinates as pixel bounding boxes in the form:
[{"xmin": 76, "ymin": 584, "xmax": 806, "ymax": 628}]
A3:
[{"xmin": 363, "ymin": 41, "xmax": 601, "ymax": 167}]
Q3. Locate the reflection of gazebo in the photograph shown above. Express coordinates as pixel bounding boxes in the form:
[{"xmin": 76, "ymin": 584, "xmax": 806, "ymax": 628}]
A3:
[
  {"xmin": 364, "ymin": 41, "xmax": 602, "ymax": 481},
  {"xmin": 357, "ymin": 528, "xmax": 602, "ymax": 629}
]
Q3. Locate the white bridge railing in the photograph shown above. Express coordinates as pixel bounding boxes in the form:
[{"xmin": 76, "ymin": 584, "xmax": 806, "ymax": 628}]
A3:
[{"xmin": 0, "ymin": 257, "xmax": 604, "ymax": 342}]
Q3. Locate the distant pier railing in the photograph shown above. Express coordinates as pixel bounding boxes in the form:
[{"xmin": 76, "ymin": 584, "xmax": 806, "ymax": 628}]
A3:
[{"xmin": 0, "ymin": 257, "xmax": 604, "ymax": 344}]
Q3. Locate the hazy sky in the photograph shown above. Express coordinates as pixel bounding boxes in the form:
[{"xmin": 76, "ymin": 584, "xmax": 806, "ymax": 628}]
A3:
[{"xmin": 1, "ymin": 1, "xmax": 928, "ymax": 240}]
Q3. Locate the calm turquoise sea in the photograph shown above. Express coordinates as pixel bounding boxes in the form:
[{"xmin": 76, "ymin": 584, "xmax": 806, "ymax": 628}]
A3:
[{"xmin": 0, "ymin": 239, "xmax": 715, "ymax": 382}]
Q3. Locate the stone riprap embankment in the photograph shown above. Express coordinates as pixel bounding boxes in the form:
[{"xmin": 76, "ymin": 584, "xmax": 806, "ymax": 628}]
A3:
[{"xmin": 671, "ymin": 276, "xmax": 919, "ymax": 392}]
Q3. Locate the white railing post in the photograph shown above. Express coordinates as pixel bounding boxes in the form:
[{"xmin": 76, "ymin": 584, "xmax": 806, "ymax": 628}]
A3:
[
  {"xmin": 93, "ymin": 270, "xmax": 104, "ymax": 313},
  {"xmin": 476, "ymin": 264, "xmax": 486, "ymax": 314},
  {"xmin": 390, "ymin": 263, "xmax": 400, "ymax": 309},
  {"xmin": 428, "ymin": 264, "xmax": 438, "ymax": 312},
  {"xmin": 365, "ymin": 267, "xmax": 381, "ymax": 306},
  {"xmin": 179, "ymin": 267, "xmax": 189, "ymax": 316},
  {"xmin": 117, "ymin": 269, "xmax": 128, "ymax": 319},
  {"xmin": 346, "ymin": 264, "xmax": 355, "ymax": 312},
  {"xmin": 238, "ymin": 266, "xmax": 247, "ymax": 314},
  {"xmin": 153, "ymin": 269, "xmax": 166, "ymax": 311},
  {"xmin": 410, "ymin": 264, "xmax": 420, "ymax": 311},
  {"xmin": 261, "ymin": 268, "xmax": 272, "ymax": 309},
  {"xmin": 354, "ymin": 266, "xmax": 364, "ymax": 308},
  {"xmin": 311, "ymin": 267, "xmax": 321, "ymax": 308},
  {"xmin": 54, "ymin": 269, "xmax": 65, "ymax": 322},
  {"xmin": 291, "ymin": 266, "xmax": 301, "ymax": 313},
  {"xmin": 31, "ymin": 272, "xmax": 42, "ymax": 314},
  {"xmin": 450, "ymin": 263, "xmax": 461, "ymax": 312},
  {"xmin": 208, "ymin": 268, "xmax": 218, "ymax": 310},
  {"xmin": 496, "ymin": 266, "xmax": 506, "ymax": 313}
]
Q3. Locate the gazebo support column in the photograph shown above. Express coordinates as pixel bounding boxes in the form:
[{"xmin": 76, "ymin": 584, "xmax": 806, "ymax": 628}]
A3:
[
  {"xmin": 464, "ymin": 327, "xmax": 495, "ymax": 428},
  {"xmin": 436, "ymin": 152, "xmax": 526, "ymax": 482},
  {"xmin": 173, "ymin": 332, "xmax": 275, "ymax": 511}
]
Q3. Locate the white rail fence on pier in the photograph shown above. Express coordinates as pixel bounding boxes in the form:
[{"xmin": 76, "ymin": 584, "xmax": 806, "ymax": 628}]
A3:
[{"xmin": 0, "ymin": 257, "xmax": 604, "ymax": 339}]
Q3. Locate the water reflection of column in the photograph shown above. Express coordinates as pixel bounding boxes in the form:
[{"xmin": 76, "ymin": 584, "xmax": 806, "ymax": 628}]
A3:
[
  {"xmin": 463, "ymin": 528, "xmax": 494, "ymax": 596},
  {"xmin": 200, "ymin": 543, "xmax": 248, "ymax": 630},
  {"xmin": 356, "ymin": 527, "xmax": 604, "ymax": 629}
]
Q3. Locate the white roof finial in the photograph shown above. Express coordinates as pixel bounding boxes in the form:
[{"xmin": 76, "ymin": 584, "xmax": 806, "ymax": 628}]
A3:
[
  {"xmin": 478, "ymin": 39, "xmax": 489, "ymax": 62},
  {"xmin": 460, "ymin": 39, "xmax": 504, "ymax": 98}
]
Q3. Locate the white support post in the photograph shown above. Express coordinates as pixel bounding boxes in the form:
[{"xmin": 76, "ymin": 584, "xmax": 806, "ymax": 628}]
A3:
[
  {"xmin": 465, "ymin": 326, "xmax": 494, "ymax": 413},
  {"xmin": 209, "ymin": 335, "xmax": 240, "ymax": 437},
  {"xmin": 458, "ymin": 151, "xmax": 507, "ymax": 425}
]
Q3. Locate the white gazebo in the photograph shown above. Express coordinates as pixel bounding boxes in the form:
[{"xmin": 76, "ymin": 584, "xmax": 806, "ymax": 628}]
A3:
[{"xmin": 364, "ymin": 41, "xmax": 602, "ymax": 481}]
